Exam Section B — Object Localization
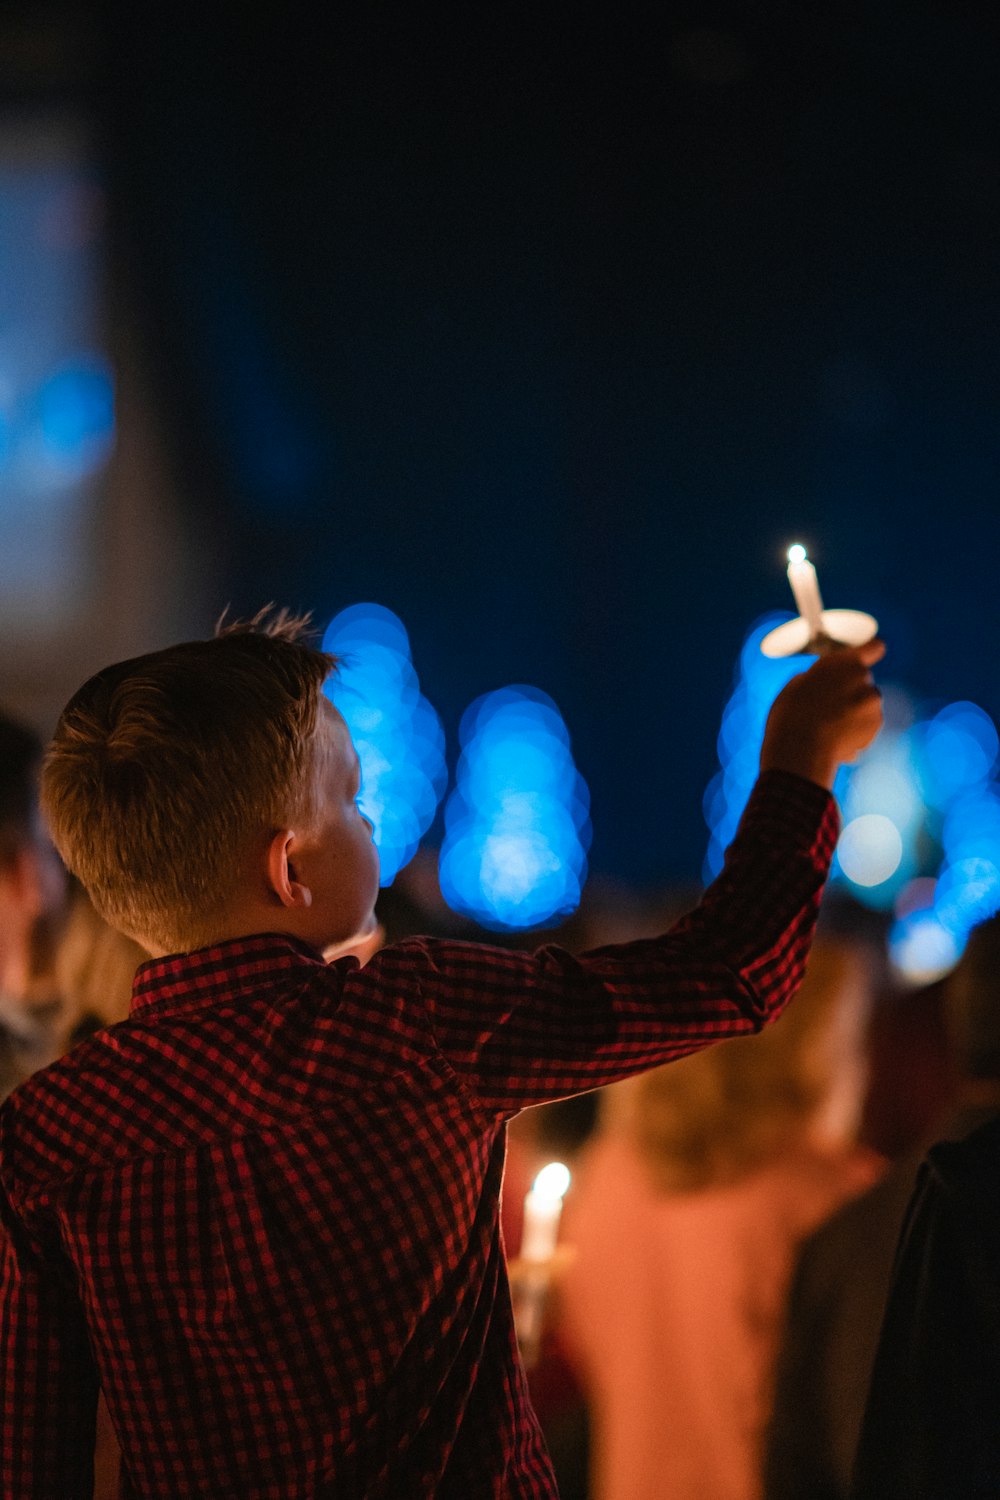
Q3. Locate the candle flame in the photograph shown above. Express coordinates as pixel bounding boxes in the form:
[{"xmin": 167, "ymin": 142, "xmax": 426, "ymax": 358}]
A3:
[
  {"xmin": 532, "ymin": 1161, "xmax": 571, "ymax": 1202},
  {"xmin": 787, "ymin": 543, "xmax": 807, "ymax": 565}
]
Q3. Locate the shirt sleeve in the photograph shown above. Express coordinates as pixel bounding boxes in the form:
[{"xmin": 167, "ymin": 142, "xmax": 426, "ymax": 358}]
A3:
[
  {"xmin": 0, "ymin": 1116, "xmax": 99, "ymax": 1500},
  {"xmin": 381, "ymin": 769, "xmax": 838, "ymax": 1114}
]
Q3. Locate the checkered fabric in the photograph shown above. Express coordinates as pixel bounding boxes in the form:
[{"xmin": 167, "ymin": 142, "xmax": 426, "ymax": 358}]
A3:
[{"xmin": 0, "ymin": 770, "xmax": 836, "ymax": 1498}]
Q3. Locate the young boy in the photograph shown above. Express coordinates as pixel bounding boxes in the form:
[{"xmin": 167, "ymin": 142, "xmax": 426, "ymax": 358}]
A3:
[{"xmin": 0, "ymin": 612, "xmax": 883, "ymax": 1499}]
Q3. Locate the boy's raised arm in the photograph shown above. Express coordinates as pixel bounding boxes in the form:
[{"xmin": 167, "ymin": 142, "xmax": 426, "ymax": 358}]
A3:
[
  {"xmin": 388, "ymin": 641, "xmax": 884, "ymax": 1115},
  {"xmin": 0, "ymin": 1122, "xmax": 100, "ymax": 1499}
]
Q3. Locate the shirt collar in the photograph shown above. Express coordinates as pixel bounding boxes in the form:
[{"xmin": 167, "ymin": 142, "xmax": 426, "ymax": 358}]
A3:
[{"xmin": 130, "ymin": 933, "xmax": 327, "ymax": 1018}]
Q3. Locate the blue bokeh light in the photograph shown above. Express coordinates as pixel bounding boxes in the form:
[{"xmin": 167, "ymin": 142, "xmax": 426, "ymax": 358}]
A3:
[
  {"xmin": 703, "ymin": 613, "xmax": 812, "ymax": 882},
  {"xmin": 705, "ymin": 616, "xmax": 1000, "ymax": 982},
  {"xmin": 36, "ymin": 354, "xmax": 115, "ymax": 477},
  {"xmin": 322, "ymin": 603, "xmax": 447, "ymax": 886},
  {"xmin": 438, "ymin": 685, "xmax": 591, "ymax": 931},
  {"xmin": 0, "ymin": 408, "xmax": 12, "ymax": 472},
  {"xmin": 941, "ymin": 786, "xmax": 1000, "ymax": 866},
  {"xmin": 918, "ymin": 702, "xmax": 999, "ymax": 809},
  {"xmin": 933, "ymin": 857, "xmax": 1000, "ymax": 943}
]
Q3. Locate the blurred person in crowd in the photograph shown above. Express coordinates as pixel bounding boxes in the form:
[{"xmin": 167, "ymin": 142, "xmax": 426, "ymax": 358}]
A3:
[
  {"xmin": 0, "ymin": 709, "xmax": 69, "ymax": 1096},
  {"xmin": 849, "ymin": 1112, "xmax": 1000, "ymax": 1499},
  {"xmin": 856, "ymin": 976, "xmax": 956, "ymax": 1162},
  {"xmin": 764, "ymin": 974, "xmax": 961, "ymax": 1500},
  {"xmin": 0, "ymin": 1022, "xmax": 17, "ymax": 1102},
  {"xmin": 0, "ymin": 723, "xmax": 144, "ymax": 1499},
  {"xmin": 54, "ymin": 886, "xmax": 149, "ymax": 1045},
  {"xmin": 764, "ymin": 912, "xmax": 1000, "ymax": 1500},
  {"xmin": 560, "ymin": 936, "xmax": 883, "ymax": 1500}
]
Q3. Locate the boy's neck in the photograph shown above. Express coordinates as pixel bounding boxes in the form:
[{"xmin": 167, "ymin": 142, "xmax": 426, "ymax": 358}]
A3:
[{"xmin": 144, "ymin": 914, "xmax": 381, "ymax": 964}]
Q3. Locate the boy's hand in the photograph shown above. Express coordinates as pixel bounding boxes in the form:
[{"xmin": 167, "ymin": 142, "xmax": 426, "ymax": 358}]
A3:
[{"xmin": 760, "ymin": 639, "xmax": 886, "ymax": 790}]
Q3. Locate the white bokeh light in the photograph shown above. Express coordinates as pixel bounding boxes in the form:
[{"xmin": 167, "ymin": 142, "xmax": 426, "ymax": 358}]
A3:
[{"xmin": 836, "ymin": 814, "xmax": 904, "ymax": 888}]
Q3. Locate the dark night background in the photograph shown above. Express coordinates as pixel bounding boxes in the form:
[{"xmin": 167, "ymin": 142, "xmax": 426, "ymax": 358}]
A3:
[{"xmin": 48, "ymin": 3, "xmax": 1000, "ymax": 884}]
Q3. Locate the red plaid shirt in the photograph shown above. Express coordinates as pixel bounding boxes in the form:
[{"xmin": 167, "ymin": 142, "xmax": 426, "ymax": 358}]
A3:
[{"xmin": 0, "ymin": 771, "xmax": 836, "ymax": 1499}]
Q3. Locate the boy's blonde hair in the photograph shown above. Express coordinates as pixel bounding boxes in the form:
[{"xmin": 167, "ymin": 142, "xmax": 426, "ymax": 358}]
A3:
[{"xmin": 41, "ymin": 611, "xmax": 335, "ymax": 954}]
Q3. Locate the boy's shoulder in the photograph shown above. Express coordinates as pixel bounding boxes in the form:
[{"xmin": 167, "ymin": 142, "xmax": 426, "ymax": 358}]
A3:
[
  {"xmin": 2, "ymin": 1020, "xmax": 125, "ymax": 1113},
  {"xmin": 0, "ymin": 1024, "xmax": 134, "ymax": 1192}
]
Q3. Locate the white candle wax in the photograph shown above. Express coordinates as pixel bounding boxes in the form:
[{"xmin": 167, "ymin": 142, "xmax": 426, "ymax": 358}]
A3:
[
  {"xmin": 521, "ymin": 1162, "xmax": 570, "ymax": 1263},
  {"xmin": 786, "ymin": 544, "xmax": 824, "ymax": 638}
]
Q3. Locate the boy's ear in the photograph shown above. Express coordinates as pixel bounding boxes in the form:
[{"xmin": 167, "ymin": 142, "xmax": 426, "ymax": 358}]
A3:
[{"xmin": 266, "ymin": 831, "xmax": 313, "ymax": 910}]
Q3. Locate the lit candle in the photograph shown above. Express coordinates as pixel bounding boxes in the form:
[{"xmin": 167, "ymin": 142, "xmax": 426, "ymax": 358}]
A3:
[
  {"xmin": 521, "ymin": 1161, "xmax": 571, "ymax": 1263},
  {"xmin": 786, "ymin": 543, "xmax": 824, "ymax": 639}
]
